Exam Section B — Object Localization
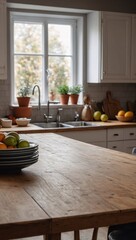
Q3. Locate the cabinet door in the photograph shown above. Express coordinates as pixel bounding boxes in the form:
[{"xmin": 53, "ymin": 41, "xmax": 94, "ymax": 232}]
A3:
[
  {"xmin": 124, "ymin": 127, "xmax": 136, "ymax": 140},
  {"xmin": 124, "ymin": 140, "xmax": 136, "ymax": 154},
  {"xmin": 107, "ymin": 141, "xmax": 124, "ymax": 152},
  {"xmin": 107, "ymin": 128, "xmax": 124, "ymax": 141},
  {"xmin": 131, "ymin": 15, "xmax": 136, "ymax": 81},
  {"xmin": 57, "ymin": 130, "xmax": 106, "ymax": 145},
  {"xmin": 102, "ymin": 12, "xmax": 131, "ymax": 83},
  {"xmin": 0, "ymin": 0, "xmax": 7, "ymax": 79}
]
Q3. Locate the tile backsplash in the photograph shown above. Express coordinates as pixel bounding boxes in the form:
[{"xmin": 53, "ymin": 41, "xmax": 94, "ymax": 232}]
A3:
[
  {"xmin": 0, "ymin": 78, "xmax": 136, "ymax": 121},
  {"xmin": 85, "ymin": 83, "xmax": 136, "ymax": 110}
]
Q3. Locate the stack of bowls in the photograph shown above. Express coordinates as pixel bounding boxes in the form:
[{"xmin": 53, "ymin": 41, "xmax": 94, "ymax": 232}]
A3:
[{"xmin": 0, "ymin": 142, "xmax": 38, "ymax": 172}]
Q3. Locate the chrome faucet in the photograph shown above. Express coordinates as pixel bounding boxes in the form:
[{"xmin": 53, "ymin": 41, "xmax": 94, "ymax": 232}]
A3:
[
  {"xmin": 32, "ymin": 85, "xmax": 41, "ymax": 110},
  {"xmin": 56, "ymin": 108, "xmax": 63, "ymax": 126},
  {"xmin": 74, "ymin": 111, "xmax": 79, "ymax": 121},
  {"xmin": 44, "ymin": 100, "xmax": 59, "ymax": 123}
]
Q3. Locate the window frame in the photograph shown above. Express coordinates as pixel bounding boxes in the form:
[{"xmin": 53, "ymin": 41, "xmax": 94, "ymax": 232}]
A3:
[{"xmin": 10, "ymin": 10, "xmax": 84, "ymax": 106}]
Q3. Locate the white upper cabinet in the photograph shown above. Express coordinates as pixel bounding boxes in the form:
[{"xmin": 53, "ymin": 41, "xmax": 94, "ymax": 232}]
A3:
[
  {"xmin": 87, "ymin": 11, "xmax": 136, "ymax": 83},
  {"xmin": 102, "ymin": 12, "xmax": 131, "ymax": 83},
  {"xmin": 0, "ymin": 0, "xmax": 7, "ymax": 80}
]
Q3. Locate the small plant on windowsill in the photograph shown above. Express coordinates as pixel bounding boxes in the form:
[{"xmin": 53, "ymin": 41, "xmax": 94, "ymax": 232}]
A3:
[
  {"xmin": 17, "ymin": 87, "xmax": 31, "ymax": 107},
  {"xmin": 69, "ymin": 85, "xmax": 83, "ymax": 104},
  {"xmin": 57, "ymin": 84, "xmax": 70, "ymax": 104}
]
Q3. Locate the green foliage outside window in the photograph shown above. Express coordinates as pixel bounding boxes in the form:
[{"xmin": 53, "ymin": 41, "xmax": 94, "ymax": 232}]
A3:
[{"xmin": 14, "ymin": 21, "xmax": 72, "ymax": 102}]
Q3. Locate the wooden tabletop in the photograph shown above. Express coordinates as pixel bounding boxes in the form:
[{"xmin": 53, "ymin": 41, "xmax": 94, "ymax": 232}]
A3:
[{"xmin": 0, "ymin": 133, "xmax": 136, "ymax": 239}]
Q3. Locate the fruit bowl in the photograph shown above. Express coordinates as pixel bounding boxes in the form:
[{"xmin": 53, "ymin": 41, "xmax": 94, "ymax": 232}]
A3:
[
  {"xmin": 115, "ymin": 115, "xmax": 134, "ymax": 122},
  {"xmin": 16, "ymin": 118, "xmax": 31, "ymax": 127},
  {"xmin": 0, "ymin": 142, "xmax": 39, "ymax": 172}
]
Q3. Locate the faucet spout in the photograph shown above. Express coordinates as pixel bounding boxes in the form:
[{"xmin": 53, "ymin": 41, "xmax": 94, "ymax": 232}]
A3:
[
  {"xmin": 32, "ymin": 85, "xmax": 41, "ymax": 110},
  {"xmin": 74, "ymin": 111, "xmax": 79, "ymax": 121},
  {"xmin": 56, "ymin": 108, "xmax": 63, "ymax": 125},
  {"xmin": 44, "ymin": 100, "xmax": 59, "ymax": 123}
]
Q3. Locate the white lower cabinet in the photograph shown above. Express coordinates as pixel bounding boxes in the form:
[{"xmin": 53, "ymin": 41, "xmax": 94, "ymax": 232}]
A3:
[
  {"xmin": 107, "ymin": 127, "xmax": 136, "ymax": 153},
  {"xmin": 57, "ymin": 130, "xmax": 107, "ymax": 148},
  {"xmin": 58, "ymin": 127, "xmax": 136, "ymax": 154},
  {"xmin": 124, "ymin": 127, "xmax": 136, "ymax": 140},
  {"xmin": 124, "ymin": 140, "xmax": 136, "ymax": 154},
  {"xmin": 107, "ymin": 140, "xmax": 124, "ymax": 152},
  {"xmin": 124, "ymin": 127, "xmax": 136, "ymax": 153},
  {"xmin": 107, "ymin": 128, "xmax": 124, "ymax": 152}
]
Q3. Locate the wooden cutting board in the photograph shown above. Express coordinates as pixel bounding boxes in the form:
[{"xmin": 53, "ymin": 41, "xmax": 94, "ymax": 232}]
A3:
[{"xmin": 102, "ymin": 91, "xmax": 122, "ymax": 119}]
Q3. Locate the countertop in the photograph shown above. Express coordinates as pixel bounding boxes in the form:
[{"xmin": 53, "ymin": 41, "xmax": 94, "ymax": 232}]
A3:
[
  {"xmin": 0, "ymin": 133, "xmax": 136, "ymax": 239},
  {"xmin": 0, "ymin": 121, "xmax": 136, "ymax": 133}
]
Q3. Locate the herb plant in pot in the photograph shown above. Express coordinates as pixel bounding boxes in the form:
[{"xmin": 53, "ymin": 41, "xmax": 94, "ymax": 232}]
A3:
[
  {"xmin": 17, "ymin": 87, "xmax": 31, "ymax": 107},
  {"xmin": 69, "ymin": 85, "xmax": 83, "ymax": 104},
  {"xmin": 57, "ymin": 85, "xmax": 69, "ymax": 104}
]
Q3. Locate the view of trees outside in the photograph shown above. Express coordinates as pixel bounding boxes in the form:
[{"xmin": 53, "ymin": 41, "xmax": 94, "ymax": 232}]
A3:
[
  {"xmin": 14, "ymin": 23, "xmax": 43, "ymax": 101},
  {"xmin": 14, "ymin": 21, "xmax": 72, "ymax": 102},
  {"xmin": 48, "ymin": 24, "xmax": 72, "ymax": 100}
]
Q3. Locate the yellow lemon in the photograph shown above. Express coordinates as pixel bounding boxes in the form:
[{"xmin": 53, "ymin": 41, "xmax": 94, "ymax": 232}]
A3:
[
  {"xmin": 101, "ymin": 114, "xmax": 108, "ymax": 122},
  {"xmin": 93, "ymin": 111, "xmax": 102, "ymax": 121}
]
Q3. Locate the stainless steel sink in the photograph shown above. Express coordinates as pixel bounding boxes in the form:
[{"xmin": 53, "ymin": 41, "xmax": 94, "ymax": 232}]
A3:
[
  {"xmin": 34, "ymin": 121, "xmax": 101, "ymax": 129},
  {"xmin": 64, "ymin": 121, "xmax": 101, "ymax": 127},
  {"xmin": 34, "ymin": 122, "xmax": 73, "ymax": 129}
]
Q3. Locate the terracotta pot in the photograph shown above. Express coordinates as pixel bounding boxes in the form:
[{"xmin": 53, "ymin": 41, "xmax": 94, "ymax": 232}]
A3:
[
  {"xmin": 11, "ymin": 106, "xmax": 32, "ymax": 118},
  {"xmin": 17, "ymin": 97, "xmax": 30, "ymax": 107},
  {"xmin": 59, "ymin": 94, "xmax": 69, "ymax": 105},
  {"xmin": 49, "ymin": 91, "xmax": 55, "ymax": 101},
  {"xmin": 70, "ymin": 94, "xmax": 79, "ymax": 104}
]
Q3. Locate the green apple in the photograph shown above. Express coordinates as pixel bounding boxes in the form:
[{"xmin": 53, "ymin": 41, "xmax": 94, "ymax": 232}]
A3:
[
  {"xmin": 7, "ymin": 131, "xmax": 20, "ymax": 143},
  {"xmin": 93, "ymin": 111, "xmax": 101, "ymax": 121},
  {"xmin": 18, "ymin": 139, "xmax": 30, "ymax": 148},
  {"xmin": 100, "ymin": 114, "xmax": 108, "ymax": 122},
  {"xmin": 4, "ymin": 135, "xmax": 17, "ymax": 146}
]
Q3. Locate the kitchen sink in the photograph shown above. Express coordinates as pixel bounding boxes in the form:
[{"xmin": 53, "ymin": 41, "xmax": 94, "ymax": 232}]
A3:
[
  {"xmin": 34, "ymin": 121, "xmax": 101, "ymax": 129},
  {"xmin": 33, "ymin": 122, "xmax": 73, "ymax": 129},
  {"xmin": 64, "ymin": 121, "xmax": 101, "ymax": 127}
]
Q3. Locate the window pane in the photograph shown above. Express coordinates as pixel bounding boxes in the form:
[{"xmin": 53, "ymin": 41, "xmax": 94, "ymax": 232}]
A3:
[
  {"xmin": 48, "ymin": 56, "xmax": 72, "ymax": 100},
  {"xmin": 14, "ymin": 55, "xmax": 43, "ymax": 97},
  {"xmin": 14, "ymin": 22, "xmax": 43, "ymax": 53},
  {"xmin": 11, "ymin": 13, "xmax": 77, "ymax": 105},
  {"xmin": 48, "ymin": 24, "xmax": 72, "ymax": 55}
]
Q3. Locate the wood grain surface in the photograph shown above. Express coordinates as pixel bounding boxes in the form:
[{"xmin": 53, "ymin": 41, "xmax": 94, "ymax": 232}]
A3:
[{"xmin": 0, "ymin": 133, "xmax": 136, "ymax": 239}]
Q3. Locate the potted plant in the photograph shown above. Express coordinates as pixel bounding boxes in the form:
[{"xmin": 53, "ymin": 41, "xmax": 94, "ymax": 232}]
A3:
[
  {"xmin": 69, "ymin": 85, "xmax": 83, "ymax": 104},
  {"xmin": 17, "ymin": 87, "xmax": 31, "ymax": 107},
  {"xmin": 57, "ymin": 84, "xmax": 69, "ymax": 104}
]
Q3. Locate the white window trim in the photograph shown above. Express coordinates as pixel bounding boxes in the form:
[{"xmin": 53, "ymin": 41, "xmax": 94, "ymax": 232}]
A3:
[{"xmin": 10, "ymin": 10, "xmax": 84, "ymax": 105}]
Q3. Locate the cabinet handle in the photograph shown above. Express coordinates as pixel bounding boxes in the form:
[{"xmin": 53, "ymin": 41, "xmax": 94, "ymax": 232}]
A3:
[
  {"xmin": 112, "ymin": 146, "xmax": 117, "ymax": 149},
  {"xmin": 113, "ymin": 133, "xmax": 119, "ymax": 136},
  {"xmin": 130, "ymin": 133, "xmax": 134, "ymax": 136}
]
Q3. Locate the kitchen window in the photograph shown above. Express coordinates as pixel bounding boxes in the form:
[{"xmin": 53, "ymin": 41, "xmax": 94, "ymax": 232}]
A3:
[{"xmin": 10, "ymin": 11, "xmax": 84, "ymax": 105}]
